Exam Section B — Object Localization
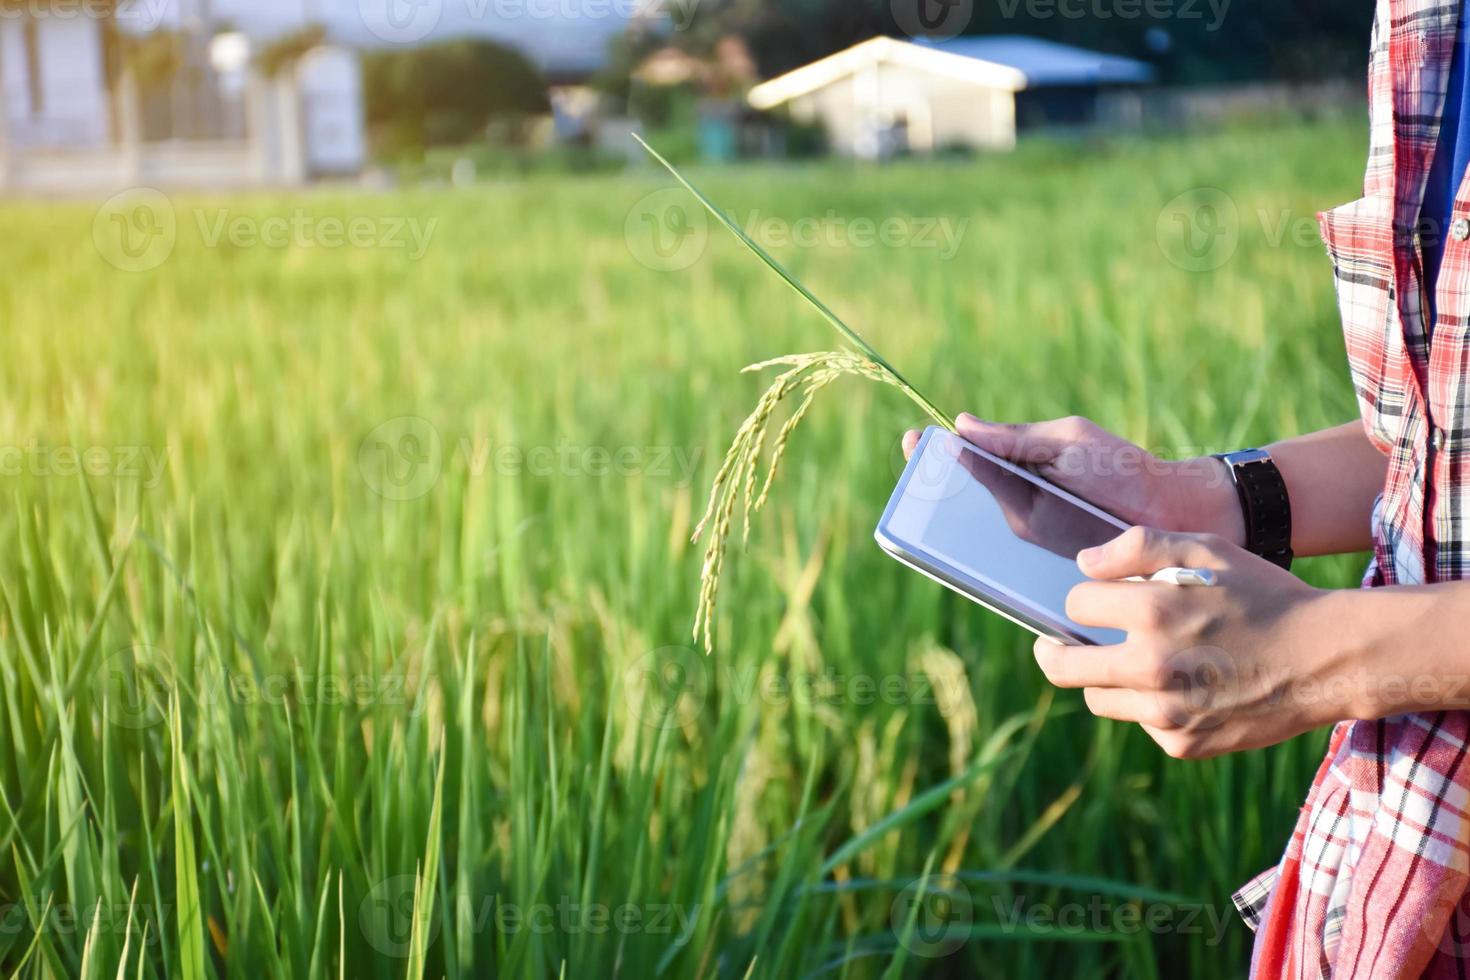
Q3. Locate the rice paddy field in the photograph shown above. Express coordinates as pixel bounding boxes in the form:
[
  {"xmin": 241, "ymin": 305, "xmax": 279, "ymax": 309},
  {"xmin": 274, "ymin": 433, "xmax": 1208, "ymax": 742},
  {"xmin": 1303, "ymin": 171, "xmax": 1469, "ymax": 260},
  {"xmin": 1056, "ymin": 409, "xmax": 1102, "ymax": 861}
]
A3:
[{"xmin": 0, "ymin": 117, "xmax": 1370, "ymax": 978}]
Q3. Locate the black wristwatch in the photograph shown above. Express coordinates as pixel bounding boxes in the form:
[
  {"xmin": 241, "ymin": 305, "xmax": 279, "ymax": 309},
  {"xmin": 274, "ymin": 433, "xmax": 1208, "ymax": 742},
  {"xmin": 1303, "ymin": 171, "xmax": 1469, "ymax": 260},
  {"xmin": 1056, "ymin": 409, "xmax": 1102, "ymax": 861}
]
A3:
[{"xmin": 1213, "ymin": 449, "xmax": 1294, "ymax": 570}]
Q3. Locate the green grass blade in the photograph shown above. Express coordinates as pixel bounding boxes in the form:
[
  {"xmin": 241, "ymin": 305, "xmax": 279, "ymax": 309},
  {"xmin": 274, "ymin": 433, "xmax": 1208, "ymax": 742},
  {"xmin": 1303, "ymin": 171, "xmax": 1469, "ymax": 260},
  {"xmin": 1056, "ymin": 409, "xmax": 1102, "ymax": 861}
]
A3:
[
  {"xmin": 819, "ymin": 749, "xmax": 1017, "ymax": 878},
  {"xmin": 406, "ymin": 742, "xmax": 447, "ymax": 980},
  {"xmin": 170, "ymin": 696, "xmax": 208, "ymax": 980}
]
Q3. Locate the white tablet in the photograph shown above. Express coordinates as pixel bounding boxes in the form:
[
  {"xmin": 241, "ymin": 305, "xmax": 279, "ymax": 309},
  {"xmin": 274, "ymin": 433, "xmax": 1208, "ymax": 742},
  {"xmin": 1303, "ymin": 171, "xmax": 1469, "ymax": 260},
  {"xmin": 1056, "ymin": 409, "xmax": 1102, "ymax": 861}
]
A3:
[{"xmin": 875, "ymin": 426, "xmax": 1129, "ymax": 646}]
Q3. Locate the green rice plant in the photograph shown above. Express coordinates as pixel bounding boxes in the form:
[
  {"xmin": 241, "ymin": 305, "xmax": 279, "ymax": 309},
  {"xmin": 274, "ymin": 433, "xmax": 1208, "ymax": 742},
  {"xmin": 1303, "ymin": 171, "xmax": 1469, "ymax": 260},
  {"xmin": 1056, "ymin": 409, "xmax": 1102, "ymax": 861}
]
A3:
[
  {"xmin": 0, "ymin": 118, "xmax": 1374, "ymax": 978},
  {"xmin": 635, "ymin": 137, "xmax": 956, "ymax": 653}
]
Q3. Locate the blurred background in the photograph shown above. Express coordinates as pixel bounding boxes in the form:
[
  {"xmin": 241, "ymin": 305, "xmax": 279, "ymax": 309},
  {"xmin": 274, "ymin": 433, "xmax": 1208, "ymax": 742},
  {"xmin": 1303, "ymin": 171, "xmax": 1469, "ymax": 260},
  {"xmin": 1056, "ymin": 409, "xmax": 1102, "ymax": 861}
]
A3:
[{"xmin": 0, "ymin": 0, "xmax": 1373, "ymax": 977}]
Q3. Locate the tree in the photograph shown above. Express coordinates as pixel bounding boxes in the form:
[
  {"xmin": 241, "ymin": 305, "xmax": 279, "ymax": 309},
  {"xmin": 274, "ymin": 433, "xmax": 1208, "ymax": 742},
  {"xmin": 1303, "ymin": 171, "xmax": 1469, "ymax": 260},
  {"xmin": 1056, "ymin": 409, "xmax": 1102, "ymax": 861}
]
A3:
[
  {"xmin": 613, "ymin": 0, "xmax": 1373, "ymax": 87},
  {"xmin": 363, "ymin": 39, "xmax": 551, "ymax": 154}
]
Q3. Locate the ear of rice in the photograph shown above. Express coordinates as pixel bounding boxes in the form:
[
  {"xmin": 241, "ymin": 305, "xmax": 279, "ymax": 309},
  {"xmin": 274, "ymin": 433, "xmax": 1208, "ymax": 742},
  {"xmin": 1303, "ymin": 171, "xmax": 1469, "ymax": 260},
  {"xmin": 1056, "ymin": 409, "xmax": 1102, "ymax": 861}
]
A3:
[
  {"xmin": 634, "ymin": 139, "xmax": 957, "ymax": 654},
  {"xmin": 690, "ymin": 351, "xmax": 933, "ymax": 654}
]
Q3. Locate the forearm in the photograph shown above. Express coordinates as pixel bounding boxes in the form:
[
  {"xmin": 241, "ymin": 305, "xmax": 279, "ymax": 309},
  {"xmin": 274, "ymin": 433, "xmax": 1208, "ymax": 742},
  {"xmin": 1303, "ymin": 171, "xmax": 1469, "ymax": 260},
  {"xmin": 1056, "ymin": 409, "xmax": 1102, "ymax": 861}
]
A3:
[
  {"xmin": 1308, "ymin": 583, "xmax": 1470, "ymax": 719},
  {"xmin": 1168, "ymin": 422, "xmax": 1387, "ymax": 558},
  {"xmin": 1266, "ymin": 423, "xmax": 1387, "ymax": 557}
]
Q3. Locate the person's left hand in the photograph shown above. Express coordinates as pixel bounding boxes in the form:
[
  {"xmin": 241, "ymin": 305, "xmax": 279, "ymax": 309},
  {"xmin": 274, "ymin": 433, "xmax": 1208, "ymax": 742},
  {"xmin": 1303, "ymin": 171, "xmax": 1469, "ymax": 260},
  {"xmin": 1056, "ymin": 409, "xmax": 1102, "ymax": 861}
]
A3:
[{"xmin": 1037, "ymin": 526, "xmax": 1347, "ymax": 759}]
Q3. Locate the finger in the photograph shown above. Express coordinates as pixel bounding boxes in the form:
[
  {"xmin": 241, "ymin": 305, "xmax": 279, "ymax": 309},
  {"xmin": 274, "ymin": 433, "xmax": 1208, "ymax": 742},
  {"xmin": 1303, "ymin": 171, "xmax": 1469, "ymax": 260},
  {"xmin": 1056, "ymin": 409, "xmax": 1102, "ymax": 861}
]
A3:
[
  {"xmin": 957, "ymin": 413, "xmax": 1098, "ymax": 467},
  {"xmin": 902, "ymin": 429, "xmax": 921, "ymax": 460},
  {"xmin": 1064, "ymin": 580, "xmax": 1172, "ymax": 631},
  {"xmin": 1083, "ymin": 688, "xmax": 1172, "ymax": 728},
  {"xmin": 1077, "ymin": 526, "xmax": 1228, "ymax": 580},
  {"xmin": 1033, "ymin": 636, "xmax": 1133, "ymax": 689}
]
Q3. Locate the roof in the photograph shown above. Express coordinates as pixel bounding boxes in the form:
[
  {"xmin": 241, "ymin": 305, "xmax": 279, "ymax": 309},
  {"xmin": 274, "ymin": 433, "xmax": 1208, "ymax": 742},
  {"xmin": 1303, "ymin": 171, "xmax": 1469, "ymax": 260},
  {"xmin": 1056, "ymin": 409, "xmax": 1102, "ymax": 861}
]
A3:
[
  {"xmin": 748, "ymin": 35, "xmax": 1152, "ymax": 110},
  {"xmin": 915, "ymin": 36, "xmax": 1155, "ymax": 86}
]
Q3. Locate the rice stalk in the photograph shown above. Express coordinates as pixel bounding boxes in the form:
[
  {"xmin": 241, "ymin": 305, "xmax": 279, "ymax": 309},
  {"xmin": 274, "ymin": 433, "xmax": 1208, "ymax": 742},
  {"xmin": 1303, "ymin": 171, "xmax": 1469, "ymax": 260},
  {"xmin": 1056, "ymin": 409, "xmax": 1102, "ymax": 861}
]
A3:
[
  {"xmin": 635, "ymin": 139, "xmax": 960, "ymax": 652},
  {"xmin": 633, "ymin": 135, "xmax": 955, "ymax": 433}
]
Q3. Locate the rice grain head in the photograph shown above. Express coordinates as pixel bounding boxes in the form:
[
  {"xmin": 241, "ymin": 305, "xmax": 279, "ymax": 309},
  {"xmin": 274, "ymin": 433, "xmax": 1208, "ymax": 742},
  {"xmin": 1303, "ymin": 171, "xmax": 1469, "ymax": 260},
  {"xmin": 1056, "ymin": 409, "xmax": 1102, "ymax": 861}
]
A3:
[
  {"xmin": 631, "ymin": 138, "xmax": 955, "ymax": 654},
  {"xmin": 691, "ymin": 349, "xmax": 922, "ymax": 653}
]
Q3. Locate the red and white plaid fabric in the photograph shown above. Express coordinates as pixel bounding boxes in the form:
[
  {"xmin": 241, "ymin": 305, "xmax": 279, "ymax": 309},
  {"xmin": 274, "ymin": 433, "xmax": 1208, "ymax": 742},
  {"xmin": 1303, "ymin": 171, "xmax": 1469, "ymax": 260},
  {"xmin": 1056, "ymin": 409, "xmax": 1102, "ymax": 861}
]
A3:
[{"xmin": 1234, "ymin": 0, "xmax": 1470, "ymax": 974}]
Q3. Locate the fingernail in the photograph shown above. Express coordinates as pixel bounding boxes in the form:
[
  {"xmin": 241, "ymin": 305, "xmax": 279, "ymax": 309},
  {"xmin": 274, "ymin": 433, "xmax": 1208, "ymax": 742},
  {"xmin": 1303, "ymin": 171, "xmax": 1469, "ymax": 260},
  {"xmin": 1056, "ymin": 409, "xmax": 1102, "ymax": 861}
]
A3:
[
  {"xmin": 957, "ymin": 413, "xmax": 984, "ymax": 428},
  {"xmin": 1077, "ymin": 545, "xmax": 1104, "ymax": 569}
]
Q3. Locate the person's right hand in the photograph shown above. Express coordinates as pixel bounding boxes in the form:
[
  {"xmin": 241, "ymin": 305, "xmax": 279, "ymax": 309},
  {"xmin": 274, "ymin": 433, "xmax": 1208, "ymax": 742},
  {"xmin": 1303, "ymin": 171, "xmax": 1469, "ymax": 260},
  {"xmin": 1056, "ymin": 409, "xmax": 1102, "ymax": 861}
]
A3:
[{"xmin": 902, "ymin": 413, "xmax": 1245, "ymax": 544}]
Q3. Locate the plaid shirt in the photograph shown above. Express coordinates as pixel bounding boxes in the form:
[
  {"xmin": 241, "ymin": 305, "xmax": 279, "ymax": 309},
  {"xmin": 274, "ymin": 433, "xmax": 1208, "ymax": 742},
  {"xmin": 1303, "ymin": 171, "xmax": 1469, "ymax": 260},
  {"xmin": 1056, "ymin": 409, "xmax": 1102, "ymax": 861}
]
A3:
[{"xmin": 1233, "ymin": 0, "xmax": 1470, "ymax": 974}]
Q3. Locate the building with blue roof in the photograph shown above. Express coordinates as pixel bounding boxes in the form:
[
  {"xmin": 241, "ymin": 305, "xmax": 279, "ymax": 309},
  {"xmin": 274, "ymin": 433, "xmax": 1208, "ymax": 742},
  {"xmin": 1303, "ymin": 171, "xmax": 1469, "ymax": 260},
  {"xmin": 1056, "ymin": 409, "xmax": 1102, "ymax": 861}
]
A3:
[{"xmin": 748, "ymin": 35, "xmax": 1156, "ymax": 158}]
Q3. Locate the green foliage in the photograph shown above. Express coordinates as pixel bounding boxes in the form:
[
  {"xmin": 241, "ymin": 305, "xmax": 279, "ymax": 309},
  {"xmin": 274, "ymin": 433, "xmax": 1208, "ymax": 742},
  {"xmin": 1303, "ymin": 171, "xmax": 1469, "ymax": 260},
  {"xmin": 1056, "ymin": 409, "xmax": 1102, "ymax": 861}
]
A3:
[
  {"xmin": 363, "ymin": 39, "xmax": 551, "ymax": 156},
  {"xmin": 0, "ymin": 118, "xmax": 1368, "ymax": 977},
  {"xmin": 606, "ymin": 0, "xmax": 1371, "ymax": 88},
  {"xmin": 253, "ymin": 24, "xmax": 328, "ymax": 78},
  {"xmin": 118, "ymin": 29, "xmax": 186, "ymax": 87}
]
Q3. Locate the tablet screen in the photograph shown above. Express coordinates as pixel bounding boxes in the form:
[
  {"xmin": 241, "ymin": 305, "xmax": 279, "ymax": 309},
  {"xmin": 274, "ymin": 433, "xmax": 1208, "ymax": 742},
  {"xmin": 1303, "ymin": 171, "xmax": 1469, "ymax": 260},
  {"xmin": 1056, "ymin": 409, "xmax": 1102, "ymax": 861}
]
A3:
[{"xmin": 882, "ymin": 429, "xmax": 1128, "ymax": 645}]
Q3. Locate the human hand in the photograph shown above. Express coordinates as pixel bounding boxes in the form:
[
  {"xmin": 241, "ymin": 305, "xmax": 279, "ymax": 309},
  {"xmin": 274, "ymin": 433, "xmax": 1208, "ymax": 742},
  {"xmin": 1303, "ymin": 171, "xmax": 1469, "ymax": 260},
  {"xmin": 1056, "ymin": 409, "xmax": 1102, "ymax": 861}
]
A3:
[
  {"xmin": 903, "ymin": 414, "xmax": 1244, "ymax": 544},
  {"xmin": 1038, "ymin": 527, "xmax": 1343, "ymax": 758}
]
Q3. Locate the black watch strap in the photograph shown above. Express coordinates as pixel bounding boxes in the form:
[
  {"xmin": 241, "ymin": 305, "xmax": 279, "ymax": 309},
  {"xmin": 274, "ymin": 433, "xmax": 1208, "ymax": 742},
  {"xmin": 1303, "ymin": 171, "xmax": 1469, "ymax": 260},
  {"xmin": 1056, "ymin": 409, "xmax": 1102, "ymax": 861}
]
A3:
[{"xmin": 1214, "ymin": 449, "xmax": 1293, "ymax": 570}]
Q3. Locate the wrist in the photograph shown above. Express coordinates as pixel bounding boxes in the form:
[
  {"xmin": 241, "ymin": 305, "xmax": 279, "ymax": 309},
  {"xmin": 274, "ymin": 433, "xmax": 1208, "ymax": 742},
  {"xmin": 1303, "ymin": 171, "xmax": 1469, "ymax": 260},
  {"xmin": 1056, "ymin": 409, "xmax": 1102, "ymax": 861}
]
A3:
[{"xmin": 1158, "ymin": 456, "xmax": 1247, "ymax": 546}]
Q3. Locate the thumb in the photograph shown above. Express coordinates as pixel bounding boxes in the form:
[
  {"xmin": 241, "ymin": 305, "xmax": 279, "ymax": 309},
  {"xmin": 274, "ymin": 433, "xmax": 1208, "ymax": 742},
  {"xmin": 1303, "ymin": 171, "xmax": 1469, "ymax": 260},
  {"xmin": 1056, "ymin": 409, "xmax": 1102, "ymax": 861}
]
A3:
[{"xmin": 1078, "ymin": 527, "xmax": 1225, "ymax": 580}]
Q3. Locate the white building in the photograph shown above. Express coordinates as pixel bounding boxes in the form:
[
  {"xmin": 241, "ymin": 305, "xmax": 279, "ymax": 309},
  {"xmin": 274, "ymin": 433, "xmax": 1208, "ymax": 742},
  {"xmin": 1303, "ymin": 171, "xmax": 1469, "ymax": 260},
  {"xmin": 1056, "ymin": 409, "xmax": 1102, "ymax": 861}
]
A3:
[
  {"xmin": 0, "ymin": 7, "xmax": 366, "ymax": 193},
  {"xmin": 748, "ymin": 35, "xmax": 1155, "ymax": 159},
  {"xmin": 0, "ymin": 11, "xmax": 112, "ymax": 148}
]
